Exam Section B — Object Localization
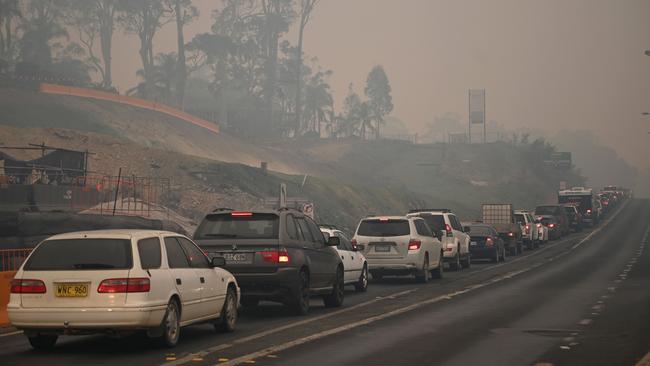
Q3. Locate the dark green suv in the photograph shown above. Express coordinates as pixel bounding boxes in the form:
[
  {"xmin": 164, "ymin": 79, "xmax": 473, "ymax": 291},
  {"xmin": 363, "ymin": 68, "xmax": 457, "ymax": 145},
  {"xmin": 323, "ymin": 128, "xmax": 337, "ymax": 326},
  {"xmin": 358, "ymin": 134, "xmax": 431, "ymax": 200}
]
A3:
[{"xmin": 194, "ymin": 208, "xmax": 343, "ymax": 315}]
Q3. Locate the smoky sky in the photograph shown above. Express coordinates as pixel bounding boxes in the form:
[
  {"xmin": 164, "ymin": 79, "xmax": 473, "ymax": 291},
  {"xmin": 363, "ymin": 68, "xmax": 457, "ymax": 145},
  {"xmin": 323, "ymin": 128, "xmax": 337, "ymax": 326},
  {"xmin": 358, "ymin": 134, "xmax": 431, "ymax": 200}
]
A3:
[{"xmin": 111, "ymin": 0, "xmax": 650, "ymax": 170}]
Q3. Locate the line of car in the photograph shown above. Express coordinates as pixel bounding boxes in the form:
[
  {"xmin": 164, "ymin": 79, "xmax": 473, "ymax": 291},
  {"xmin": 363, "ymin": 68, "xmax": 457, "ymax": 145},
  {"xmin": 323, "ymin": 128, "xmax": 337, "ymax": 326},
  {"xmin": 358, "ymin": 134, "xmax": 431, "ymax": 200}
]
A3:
[{"xmin": 7, "ymin": 186, "xmax": 628, "ymax": 350}]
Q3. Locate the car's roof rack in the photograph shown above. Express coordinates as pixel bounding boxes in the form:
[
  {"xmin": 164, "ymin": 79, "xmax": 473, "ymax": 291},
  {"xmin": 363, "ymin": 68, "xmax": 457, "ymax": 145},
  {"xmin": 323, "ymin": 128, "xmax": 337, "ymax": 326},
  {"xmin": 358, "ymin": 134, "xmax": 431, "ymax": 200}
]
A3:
[
  {"xmin": 212, "ymin": 207, "xmax": 234, "ymax": 212},
  {"xmin": 408, "ymin": 208, "xmax": 452, "ymax": 213}
]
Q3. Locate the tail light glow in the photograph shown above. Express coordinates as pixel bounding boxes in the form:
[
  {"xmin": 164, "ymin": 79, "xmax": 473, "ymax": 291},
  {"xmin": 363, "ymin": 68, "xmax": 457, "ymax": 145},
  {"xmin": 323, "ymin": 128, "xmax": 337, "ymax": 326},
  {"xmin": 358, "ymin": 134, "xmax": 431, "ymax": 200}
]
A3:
[
  {"xmin": 536, "ymin": 223, "xmax": 542, "ymax": 228},
  {"xmin": 98, "ymin": 278, "xmax": 150, "ymax": 293},
  {"xmin": 486, "ymin": 237, "xmax": 494, "ymax": 246},
  {"xmin": 10, "ymin": 279, "xmax": 46, "ymax": 294},
  {"xmin": 548, "ymin": 223, "xmax": 556, "ymax": 228},
  {"xmin": 261, "ymin": 248, "xmax": 290, "ymax": 264},
  {"xmin": 525, "ymin": 224, "xmax": 530, "ymax": 234},
  {"xmin": 445, "ymin": 224, "xmax": 453, "ymax": 237},
  {"xmin": 231, "ymin": 212, "xmax": 253, "ymax": 217},
  {"xmin": 408, "ymin": 239, "xmax": 422, "ymax": 251},
  {"xmin": 507, "ymin": 232, "xmax": 515, "ymax": 237}
]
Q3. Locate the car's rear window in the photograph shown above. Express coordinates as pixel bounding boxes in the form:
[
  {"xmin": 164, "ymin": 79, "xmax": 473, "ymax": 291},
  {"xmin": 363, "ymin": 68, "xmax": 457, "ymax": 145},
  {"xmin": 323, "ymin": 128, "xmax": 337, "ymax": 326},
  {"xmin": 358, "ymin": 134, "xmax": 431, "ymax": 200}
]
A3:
[
  {"xmin": 24, "ymin": 239, "xmax": 132, "ymax": 271},
  {"xmin": 467, "ymin": 226, "xmax": 492, "ymax": 236},
  {"xmin": 357, "ymin": 219, "xmax": 410, "ymax": 237},
  {"xmin": 419, "ymin": 215, "xmax": 445, "ymax": 232},
  {"xmin": 194, "ymin": 213, "xmax": 279, "ymax": 239}
]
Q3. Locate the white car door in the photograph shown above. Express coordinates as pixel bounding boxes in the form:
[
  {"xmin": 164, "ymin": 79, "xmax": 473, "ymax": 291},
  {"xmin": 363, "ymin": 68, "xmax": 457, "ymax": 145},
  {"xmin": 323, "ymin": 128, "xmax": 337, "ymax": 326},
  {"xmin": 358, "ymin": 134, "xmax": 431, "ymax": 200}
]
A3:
[
  {"xmin": 163, "ymin": 237, "xmax": 204, "ymax": 322},
  {"xmin": 336, "ymin": 232, "xmax": 360, "ymax": 283},
  {"xmin": 177, "ymin": 237, "xmax": 225, "ymax": 319}
]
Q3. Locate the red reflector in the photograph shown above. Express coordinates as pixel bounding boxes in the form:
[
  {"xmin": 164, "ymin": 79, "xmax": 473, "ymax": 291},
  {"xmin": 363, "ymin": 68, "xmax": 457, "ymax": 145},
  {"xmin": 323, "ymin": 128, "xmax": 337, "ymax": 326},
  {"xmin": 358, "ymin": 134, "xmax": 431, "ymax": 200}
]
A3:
[
  {"xmin": 10, "ymin": 279, "xmax": 46, "ymax": 294},
  {"xmin": 408, "ymin": 239, "xmax": 421, "ymax": 251},
  {"xmin": 261, "ymin": 249, "xmax": 290, "ymax": 264},
  {"xmin": 231, "ymin": 212, "xmax": 253, "ymax": 217},
  {"xmin": 98, "ymin": 278, "xmax": 150, "ymax": 293}
]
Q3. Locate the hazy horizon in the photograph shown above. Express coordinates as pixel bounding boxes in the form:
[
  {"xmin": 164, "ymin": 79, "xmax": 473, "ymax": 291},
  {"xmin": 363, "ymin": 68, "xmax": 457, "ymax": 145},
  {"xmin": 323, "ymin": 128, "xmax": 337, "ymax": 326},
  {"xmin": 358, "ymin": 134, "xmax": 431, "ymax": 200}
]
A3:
[{"xmin": 109, "ymin": 0, "xmax": 650, "ymax": 173}]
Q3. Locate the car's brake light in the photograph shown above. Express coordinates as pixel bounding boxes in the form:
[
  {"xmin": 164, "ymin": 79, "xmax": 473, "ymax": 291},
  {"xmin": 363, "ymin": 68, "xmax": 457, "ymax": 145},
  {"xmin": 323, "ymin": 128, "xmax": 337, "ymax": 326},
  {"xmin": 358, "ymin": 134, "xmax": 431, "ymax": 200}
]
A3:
[
  {"xmin": 445, "ymin": 224, "xmax": 453, "ymax": 237},
  {"xmin": 486, "ymin": 237, "xmax": 494, "ymax": 246},
  {"xmin": 508, "ymin": 232, "xmax": 514, "ymax": 237},
  {"xmin": 10, "ymin": 279, "xmax": 46, "ymax": 294},
  {"xmin": 586, "ymin": 209, "xmax": 592, "ymax": 214},
  {"xmin": 231, "ymin": 212, "xmax": 253, "ymax": 217},
  {"xmin": 525, "ymin": 224, "xmax": 530, "ymax": 234},
  {"xmin": 98, "ymin": 278, "xmax": 150, "ymax": 293},
  {"xmin": 548, "ymin": 223, "xmax": 556, "ymax": 228},
  {"xmin": 350, "ymin": 239, "xmax": 358, "ymax": 250},
  {"xmin": 408, "ymin": 239, "xmax": 421, "ymax": 251},
  {"xmin": 261, "ymin": 248, "xmax": 290, "ymax": 264},
  {"xmin": 379, "ymin": 217, "xmax": 389, "ymax": 222},
  {"xmin": 536, "ymin": 223, "xmax": 542, "ymax": 228}
]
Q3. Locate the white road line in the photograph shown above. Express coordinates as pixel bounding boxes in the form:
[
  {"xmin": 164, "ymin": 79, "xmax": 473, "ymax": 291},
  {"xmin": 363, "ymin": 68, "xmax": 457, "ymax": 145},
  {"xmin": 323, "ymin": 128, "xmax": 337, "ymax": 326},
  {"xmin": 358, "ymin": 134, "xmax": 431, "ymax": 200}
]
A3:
[{"xmin": 0, "ymin": 330, "xmax": 23, "ymax": 338}]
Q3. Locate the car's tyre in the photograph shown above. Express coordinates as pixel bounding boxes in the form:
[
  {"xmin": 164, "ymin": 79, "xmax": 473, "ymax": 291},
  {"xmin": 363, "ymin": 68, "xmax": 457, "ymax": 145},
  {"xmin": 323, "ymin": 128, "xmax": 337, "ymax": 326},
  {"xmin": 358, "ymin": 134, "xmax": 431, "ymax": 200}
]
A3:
[
  {"xmin": 323, "ymin": 267, "xmax": 344, "ymax": 308},
  {"xmin": 431, "ymin": 253, "xmax": 444, "ymax": 279},
  {"xmin": 27, "ymin": 334, "xmax": 58, "ymax": 351},
  {"xmin": 355, "ymin": 264, "xmax": 369, "ymax": 292},
  {"xmin": 415, "ymin": 254, "xmax": 431, "ymax": 283},
  {"xmin": 450, "ymin": 251, "xmax": 461, "ymax": 271},
  {"xmin": 461, "ymin": 252, "xmax": 471, "ymax": 268},
  {"xmin": 159, "ymin": 299, "xmax": 181, "ymax": 347},
  {"xmin": 215, "ymin": 287, "xmax": 238, "ymax": 333},
  {"xmin": 288, "ymin": 269, "xmax": 310, "ymax": 315}
]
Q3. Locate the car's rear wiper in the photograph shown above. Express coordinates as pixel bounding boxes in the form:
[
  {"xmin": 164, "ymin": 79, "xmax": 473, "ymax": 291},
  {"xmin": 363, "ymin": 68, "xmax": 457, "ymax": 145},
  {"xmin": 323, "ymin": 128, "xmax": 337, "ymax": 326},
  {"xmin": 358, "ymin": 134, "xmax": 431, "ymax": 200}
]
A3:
[
  {"xmin": 203, "ymin": 233, "xmax": 238, "ymax": 238},
  {"xmin": 72, "ymin": 263, "xmax": 116, "ymax": 269}
]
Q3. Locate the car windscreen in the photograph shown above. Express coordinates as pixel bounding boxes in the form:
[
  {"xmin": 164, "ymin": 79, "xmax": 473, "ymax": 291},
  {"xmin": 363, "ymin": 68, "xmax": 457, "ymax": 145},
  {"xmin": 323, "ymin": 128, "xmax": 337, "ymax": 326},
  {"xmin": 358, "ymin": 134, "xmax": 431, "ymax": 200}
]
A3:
[
  {"xmin": 357, "ymin": 219, "xmax": 410, "ymax": 237},
  {"xmin": 23, "ymin": 239, "xmax": 132, "ymax": 271},
  {"xmin": 420, "ymin": 215, "xmax": 445, "ymax": 232},
  {"xmin": 467, "ymin": 226, "xmax": 492, "ymax": 236},
  {"xmin": 535, "ymin": 206, "xmax": 557, "ymax": 215},
  {"xmin": 194, "ymin": 213, "xmax": 279, "ymax": 239}
]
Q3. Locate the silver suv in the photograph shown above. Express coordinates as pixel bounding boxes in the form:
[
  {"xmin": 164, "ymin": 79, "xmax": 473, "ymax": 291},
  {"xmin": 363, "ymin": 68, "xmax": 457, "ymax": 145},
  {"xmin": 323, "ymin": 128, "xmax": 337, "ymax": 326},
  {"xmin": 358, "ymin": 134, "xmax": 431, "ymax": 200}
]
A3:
[
  {"xmin": 352, "ymin": 216, "xmax": 443, "ymax": 283},
  {"xmin": 407, "ymin": 209, "xmax": 471, "ymax": 270}
]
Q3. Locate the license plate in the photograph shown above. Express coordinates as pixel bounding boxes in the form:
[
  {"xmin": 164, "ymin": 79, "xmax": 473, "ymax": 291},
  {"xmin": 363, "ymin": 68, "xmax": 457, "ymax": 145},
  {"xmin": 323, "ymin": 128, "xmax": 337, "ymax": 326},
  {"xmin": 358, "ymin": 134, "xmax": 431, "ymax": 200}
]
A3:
[
  {"xmin": 55, "ymin": 283, "xmax": 88, "ymax": 297},
  {"xmin": 374, "ymin": 244, "xmax": 391, "ymax": 252},
  {"xmin": 222, "ymin": 253, "xmax": 251, "ymax": 264},
  {"xmin": 470, "ymin": 241, "xmax": 478, "ymax": 246}
]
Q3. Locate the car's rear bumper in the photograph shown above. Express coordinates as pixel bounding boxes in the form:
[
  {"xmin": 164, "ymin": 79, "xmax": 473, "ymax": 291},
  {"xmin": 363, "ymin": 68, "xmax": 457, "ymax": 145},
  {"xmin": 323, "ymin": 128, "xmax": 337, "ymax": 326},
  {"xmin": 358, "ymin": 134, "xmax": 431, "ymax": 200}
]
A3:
[
  {"xmin": 8, "ymin": 304, "xmax": 166, "ymax": 330},
  {"xmin": 469, "ymin": 246, "xmax": 497, "ymax": 259},
  {"xmin": 233, "ymin": 267, "xmax": 300, "ymax": 301},
  {"xmin": 367, "ymin": 258, "xmax": 418, "ymax": 274}
]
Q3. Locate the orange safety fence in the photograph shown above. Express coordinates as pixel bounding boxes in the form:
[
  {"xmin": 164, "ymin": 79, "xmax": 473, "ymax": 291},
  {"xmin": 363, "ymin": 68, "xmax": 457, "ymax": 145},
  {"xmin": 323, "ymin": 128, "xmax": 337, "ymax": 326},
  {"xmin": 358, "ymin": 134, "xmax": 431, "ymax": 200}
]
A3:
[
  {"xmin": 1, "ymin": 249, "xmax": 31, "ymax": 327},
  {"xmin": 39, "ymin": 83, "xmax": 220, "ymax": 135}
]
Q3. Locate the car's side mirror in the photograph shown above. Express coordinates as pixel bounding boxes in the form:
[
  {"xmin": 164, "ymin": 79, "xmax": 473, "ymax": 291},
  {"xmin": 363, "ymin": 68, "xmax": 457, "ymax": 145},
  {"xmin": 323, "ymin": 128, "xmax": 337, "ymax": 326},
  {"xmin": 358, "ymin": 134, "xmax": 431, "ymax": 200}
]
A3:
[
  {"xmin": 327, "ymin": 236, "xmax": 340, "ymax": 247},
  {"xmin": 211, "ymin": 256, "xmax": 226, "ymax": 268}
]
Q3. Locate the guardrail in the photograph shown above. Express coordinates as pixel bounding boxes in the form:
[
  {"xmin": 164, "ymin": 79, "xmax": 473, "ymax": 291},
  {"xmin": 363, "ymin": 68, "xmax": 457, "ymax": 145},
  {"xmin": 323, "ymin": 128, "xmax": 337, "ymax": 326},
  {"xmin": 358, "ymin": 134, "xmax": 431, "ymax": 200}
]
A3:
[{"xmin": 0, "ymin": 249, "xmax": 32, "ymax": 272}]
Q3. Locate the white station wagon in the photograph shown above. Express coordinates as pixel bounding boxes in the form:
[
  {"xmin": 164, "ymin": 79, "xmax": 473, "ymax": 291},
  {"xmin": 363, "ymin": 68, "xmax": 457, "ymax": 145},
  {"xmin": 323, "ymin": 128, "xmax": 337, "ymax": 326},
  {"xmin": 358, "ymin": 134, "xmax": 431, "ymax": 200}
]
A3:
[{"xmin": 8, "ymin": 230, "xmax": 240, "ymax": 350}]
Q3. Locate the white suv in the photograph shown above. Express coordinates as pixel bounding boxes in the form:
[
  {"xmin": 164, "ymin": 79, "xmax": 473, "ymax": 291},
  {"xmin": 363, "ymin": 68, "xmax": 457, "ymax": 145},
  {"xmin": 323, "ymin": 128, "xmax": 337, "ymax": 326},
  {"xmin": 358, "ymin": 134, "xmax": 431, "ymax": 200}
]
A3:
[
  {"xmin": 407, "ymin": 209, "xmax": 471, "ymax": 270},
  {"xmin": 515, "ymin": 210, "xmax": 540, "ymax": 249},
  {"xmin": 352, "ymin": 216, "xmax": 443, "ymax": 283},
  {"xmin": 8, "ymin": 230, "xmax": 239, "ymax": 350}
]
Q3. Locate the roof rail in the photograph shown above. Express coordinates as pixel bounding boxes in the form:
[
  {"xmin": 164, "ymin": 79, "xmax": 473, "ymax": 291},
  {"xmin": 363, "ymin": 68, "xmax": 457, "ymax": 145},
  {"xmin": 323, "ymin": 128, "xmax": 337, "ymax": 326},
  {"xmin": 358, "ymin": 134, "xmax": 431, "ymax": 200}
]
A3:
[
  {"xmin": 212, "ymin": 207, "xmax": 234, "ymax": 212},
  {"xmin": 408, "ymin": 208, "xmax": 452, "ymax": 213}
]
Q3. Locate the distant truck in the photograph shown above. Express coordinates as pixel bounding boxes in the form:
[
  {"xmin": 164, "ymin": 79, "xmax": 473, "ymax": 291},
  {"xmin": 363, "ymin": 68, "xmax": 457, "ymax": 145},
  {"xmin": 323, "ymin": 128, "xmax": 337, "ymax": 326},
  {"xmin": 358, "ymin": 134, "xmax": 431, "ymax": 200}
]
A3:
[
  {"xmin": 558, "ymin": 187, "xmax": 599, "ymax": 226},
  {"xmin": 481, "ymin": 204, "xmax": 523, "ymax": 255}
]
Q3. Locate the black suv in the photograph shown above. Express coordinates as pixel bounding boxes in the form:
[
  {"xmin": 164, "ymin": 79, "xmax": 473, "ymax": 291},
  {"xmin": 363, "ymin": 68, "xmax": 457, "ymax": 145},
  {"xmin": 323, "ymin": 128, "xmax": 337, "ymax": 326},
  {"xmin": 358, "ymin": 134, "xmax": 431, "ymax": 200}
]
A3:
[{"xmin": 194, "ymin": 208, "xmax": 343, "ymax": 315}]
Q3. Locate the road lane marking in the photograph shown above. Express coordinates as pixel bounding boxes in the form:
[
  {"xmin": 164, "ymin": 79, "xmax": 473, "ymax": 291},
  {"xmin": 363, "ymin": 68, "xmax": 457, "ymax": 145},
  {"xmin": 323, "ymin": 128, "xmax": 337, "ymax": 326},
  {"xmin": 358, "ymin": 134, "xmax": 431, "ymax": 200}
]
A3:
[
  {"xmin": 0, "ymin": 330, "xmax": 22, "ymax": 338},
  {"xmin": 168, "ymin": 202, "xmax": 631, "ymax": 366},
  {"xmin": 160, "ymin": 288, "xmax": 418, "ymax": 366}
]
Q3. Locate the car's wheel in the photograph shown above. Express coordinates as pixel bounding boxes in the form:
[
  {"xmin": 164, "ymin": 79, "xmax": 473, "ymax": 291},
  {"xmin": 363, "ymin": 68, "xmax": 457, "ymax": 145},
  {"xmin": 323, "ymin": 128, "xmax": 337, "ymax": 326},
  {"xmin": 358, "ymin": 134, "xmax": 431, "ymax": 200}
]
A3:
[
  {"xmin": 160, "ymin": 299, "xmax": 181, "ymax": 347},
  {"xmin": 323, "ymin": 266, "xmax": 344, "ymax": 308},
  {"xmin": 450, "ymin": 250, "xmax": 461, "ymax": 271},
  {"xmin": 355, "ymin": 264, "xmax": 369, "ymax": 292},
  {"xmin": 431, "ymin": 252, "xmax": 444, "ymax": 279},
  {"xmin": 27, "ymin": 334, "xmax": 58, "ymax": 351},
  {"xmin": 215, "ymin": 287, "xmax": 237, "ymax": 333},
  {"xmin": 462, "ymin": 251, "xmax": 471, "ymax": 268},
  {"xmin": 415, "ymin": 254, "xmax": 431, "ymax": 283},
  {"xmin": 288, "ymin": 269, "xmax": 310, "ymax": 315}
]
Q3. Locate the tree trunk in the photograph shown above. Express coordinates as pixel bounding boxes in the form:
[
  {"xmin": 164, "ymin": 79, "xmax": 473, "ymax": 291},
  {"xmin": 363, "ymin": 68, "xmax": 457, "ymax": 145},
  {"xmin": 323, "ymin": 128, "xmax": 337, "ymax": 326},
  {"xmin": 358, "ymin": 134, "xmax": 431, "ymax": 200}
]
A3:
[
  {"xmin": 100, "ymin": 20, "xmax": 113, "ymax": 88},
  {"xmin": 294, "ymin": 21, "xmax": 305, "ymax": 136},
  {"xmin": 174, "ymin": 0, "xmax": 186, "ymax": 109}
]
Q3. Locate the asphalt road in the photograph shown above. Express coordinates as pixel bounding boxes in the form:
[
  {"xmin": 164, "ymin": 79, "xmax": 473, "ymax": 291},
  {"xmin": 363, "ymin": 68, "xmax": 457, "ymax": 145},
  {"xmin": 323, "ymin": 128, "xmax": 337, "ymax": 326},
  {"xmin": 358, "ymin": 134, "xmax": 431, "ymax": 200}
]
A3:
[{"xmin": 1, "ymin": 199, "xmax": 648, "ymax": 366}]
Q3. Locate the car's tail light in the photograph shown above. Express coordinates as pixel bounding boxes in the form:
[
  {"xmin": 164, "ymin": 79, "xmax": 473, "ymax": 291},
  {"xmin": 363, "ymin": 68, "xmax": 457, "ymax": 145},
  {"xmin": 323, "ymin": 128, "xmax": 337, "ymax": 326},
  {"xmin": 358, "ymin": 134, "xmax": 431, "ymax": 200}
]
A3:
[
  {"xmin": 351, "ymin": 239, "xmax": 358, "ymax": 250},
  {"xmin": 586, "ymin": 209, "xmax": 592, "ymax": 214},
  {"xmin": 525, "ymin": 224, "xmax": 530, "ymax": 234},
  {"xmin": 536, "ymin": 223, "xmax": 542, "ymax": 228},
  {"xmin": 261, "ymin": 248, "xmax": 290, "ymax": 264},
  {"xmin": 98, "ymin": 278, "xmax": 150, "ymax": 293},
  {"xmin": 548, "ymin": 223, "xmax": 556, "ymax": 228},
  {"xmin": 11, "ymin": 279, "xmax": 46, "ymax": 294},
  {"xmin": 486, "ymin": 237, "xmax": 494, "ymax": 246},
  {"xmin": 445, "ymin": 224, "xmax": 453, "ymax": 237},
  {"xmin": 231, "ymin": 212, "xmax": 253, "ymax": 217},
  {"xmin": 507, "ymin": 232, "xmax": 514, "ymax": 237},
  {"xmin": 408, "ymin": 239, "xmax": 422, "ymax": 251}
]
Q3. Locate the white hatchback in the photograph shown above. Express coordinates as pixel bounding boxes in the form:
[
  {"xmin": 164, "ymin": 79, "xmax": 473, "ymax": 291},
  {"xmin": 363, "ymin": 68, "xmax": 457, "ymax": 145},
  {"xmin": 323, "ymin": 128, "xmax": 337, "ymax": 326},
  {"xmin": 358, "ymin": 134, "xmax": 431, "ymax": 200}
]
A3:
[
  {"xmin": 8, "ymin": 230, "xmax": 240, "ymax": 350},
  {"xmin": 320, "ymin": 226, "xmax": 368, "ymax": 292}
]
